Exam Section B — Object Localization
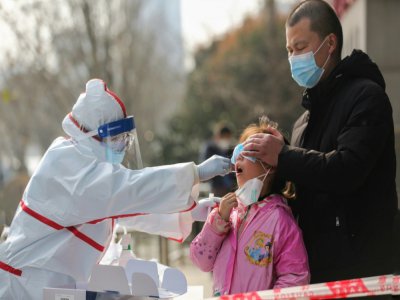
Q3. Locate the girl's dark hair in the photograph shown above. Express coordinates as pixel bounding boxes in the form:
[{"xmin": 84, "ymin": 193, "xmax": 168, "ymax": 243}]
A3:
[
  {"xmin": 239, "ymin": 116, "xmax": 296, "ymax": 200},
  {"xmin": 286, "ymin": 0, "xmax": 343, "ymax": 60}
]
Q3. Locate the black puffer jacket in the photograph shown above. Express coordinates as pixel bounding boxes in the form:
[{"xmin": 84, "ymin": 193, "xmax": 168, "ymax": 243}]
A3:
[{"xmin": 278, "ymin": 50, "xmax": 398, "ymax": 283}]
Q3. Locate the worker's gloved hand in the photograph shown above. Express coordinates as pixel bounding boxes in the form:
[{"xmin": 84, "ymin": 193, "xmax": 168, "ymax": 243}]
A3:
[
  {"xmin": 191, "ymin": 197, "xmax": 221, "ymax": 222},
  {"xmin": 197, "ymin": 155, "xmax": 231, "ymax": 182}
]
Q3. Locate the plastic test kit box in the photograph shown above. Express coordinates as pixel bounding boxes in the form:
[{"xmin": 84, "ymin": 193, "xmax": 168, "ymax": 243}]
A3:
[{"xmin": 44, "ymin": 259, "xmax": 202, "ymax": 300}]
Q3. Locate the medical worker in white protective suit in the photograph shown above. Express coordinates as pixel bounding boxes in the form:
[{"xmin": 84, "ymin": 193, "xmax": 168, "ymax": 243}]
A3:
[{"xmin": 0, "ymin": 79, "xmax": 230, "ymax": 300}]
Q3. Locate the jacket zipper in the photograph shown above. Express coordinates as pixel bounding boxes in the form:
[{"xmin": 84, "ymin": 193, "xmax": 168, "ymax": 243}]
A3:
[
  {"xmin": 228, "ymin": 206, "xmax": 250, "ymax": 294},
  {"xmin": 238, "ymin": 206, "xmax": 250, "ymax": 237}
]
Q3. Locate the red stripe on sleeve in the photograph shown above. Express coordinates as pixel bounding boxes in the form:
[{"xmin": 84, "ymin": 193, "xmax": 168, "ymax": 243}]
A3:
[
  {"xmin": 0, "ymin": 261, "xmax": 22, "ymax": 276},
  {"xmin": 20, "ymin": 200, "xmax": 63, "ymax": 230},
  {"xmin": 20, "ymin": 200, "xmax": 104, "ymax": 252},
  {"xmin": 66, "ymin": 227, "xmax": 104, "ymax": 252}
]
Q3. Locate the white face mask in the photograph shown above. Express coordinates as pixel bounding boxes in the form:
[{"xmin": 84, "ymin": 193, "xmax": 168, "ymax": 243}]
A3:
[
  {"xmin": 235, "ymin": 165, "xmax": 270, "ymax": 206},
  {"xmin": 217, "ymin": 139, "xmax": 231, "ymax": 151}
]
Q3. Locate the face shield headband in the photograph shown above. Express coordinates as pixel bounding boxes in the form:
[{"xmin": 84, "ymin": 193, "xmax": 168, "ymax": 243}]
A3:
[{"xmin": 98, "ymin": 116, "xmax": 134, "ymax": 139}]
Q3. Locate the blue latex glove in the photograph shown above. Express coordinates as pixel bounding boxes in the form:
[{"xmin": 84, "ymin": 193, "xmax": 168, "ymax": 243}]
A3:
[{"xmin": 197, "ymin": 155, "xmax": 231, "ymax": 182}]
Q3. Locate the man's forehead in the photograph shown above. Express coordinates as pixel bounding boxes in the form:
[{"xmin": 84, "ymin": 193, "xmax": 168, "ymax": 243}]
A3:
[{"xmin": 286, "ymin": 18, "xmax": 318, "ymax": 45}]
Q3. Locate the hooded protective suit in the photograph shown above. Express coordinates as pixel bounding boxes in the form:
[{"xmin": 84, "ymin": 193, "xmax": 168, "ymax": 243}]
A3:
[{"xmin": 0, "ymin": 79, "xmax": 201, "ymax": 299}]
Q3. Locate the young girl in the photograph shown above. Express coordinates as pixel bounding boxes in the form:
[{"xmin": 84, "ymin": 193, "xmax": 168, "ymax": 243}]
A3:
[{"xmin": 190, "ymin": 116, "xmax": 310, "ymax": 296}]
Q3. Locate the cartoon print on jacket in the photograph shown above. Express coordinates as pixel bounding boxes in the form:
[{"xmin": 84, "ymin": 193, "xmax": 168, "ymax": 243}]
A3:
[{"xmin": 245, "ymin": 231, "xmax": 273, "ymax": 266}]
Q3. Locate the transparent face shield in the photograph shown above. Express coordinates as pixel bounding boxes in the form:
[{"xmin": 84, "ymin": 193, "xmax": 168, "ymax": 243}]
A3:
[{"xmin": 97, "ymin": 116, "xmax": 143, "ymax": 168}]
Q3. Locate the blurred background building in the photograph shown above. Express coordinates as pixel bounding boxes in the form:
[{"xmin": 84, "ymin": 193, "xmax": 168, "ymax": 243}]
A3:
[{"xmin": 136, "ymin": 0, "xmax": 186, "ymax": 137}]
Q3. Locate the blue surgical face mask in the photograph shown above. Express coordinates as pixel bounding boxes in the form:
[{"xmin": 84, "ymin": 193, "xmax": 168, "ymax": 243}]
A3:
[
  {"xmin": 231, "ymin": 143, "xmax": 256, "ymax": 164},
  {"xmin": 103, "ymin": 134, "xmax": 129, "ymax": 165},
  {"xmin": 288, "ymin": 37, "xmax": 330, "ymax": 88},
  {"xmin": 105, "ymin": 147, "xmax": 126, "ymax": 164},
  {"xmin": 103, "ymin": 138, "xmax": 127, "ymax": 164}
]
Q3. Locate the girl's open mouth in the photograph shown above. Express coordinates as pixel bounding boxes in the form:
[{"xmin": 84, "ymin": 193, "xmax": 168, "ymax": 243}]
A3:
[{"xmin": 236, "ymin": 165, "xmax": 243, "ymax": 174}]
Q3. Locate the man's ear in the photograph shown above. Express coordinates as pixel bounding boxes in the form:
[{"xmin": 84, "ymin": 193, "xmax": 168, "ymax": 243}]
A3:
[{"xmin": 327, "ymin": 33, "xmax": 338, "ymax": 55}]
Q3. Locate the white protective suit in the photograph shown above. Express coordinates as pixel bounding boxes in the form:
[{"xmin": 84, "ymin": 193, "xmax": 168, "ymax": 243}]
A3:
[
  {"xmin": 113, "ymin": 197, "xmax": 220, "ymax": 243},
  {"xmin": 0, "ymin": 79, "xmax": 201, "ymax": 299},
  {"xmin": 116, "ymin": 212, "xmax": 194, "ymax": 243}
]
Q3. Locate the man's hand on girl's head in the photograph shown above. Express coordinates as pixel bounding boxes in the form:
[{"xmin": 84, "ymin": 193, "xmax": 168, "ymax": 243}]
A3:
[{"xmin": 242, "ymin": 129, "xmax": 284, "ymax": 168}]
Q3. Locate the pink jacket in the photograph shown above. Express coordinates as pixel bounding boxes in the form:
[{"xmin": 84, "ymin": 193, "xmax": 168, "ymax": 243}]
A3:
[{"xmin": 190, "ymin": 194, "xmax": 310, "ymax": 296}]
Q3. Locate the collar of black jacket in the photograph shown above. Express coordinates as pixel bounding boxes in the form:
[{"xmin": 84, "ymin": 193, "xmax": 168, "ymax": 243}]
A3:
[
  {"xmin": 301, "ymin": 49, "xmax": 385, "ymax": 112},
  {"xmin": 301, "ymin": 65, "xmax": 343, "ymax": 111}
]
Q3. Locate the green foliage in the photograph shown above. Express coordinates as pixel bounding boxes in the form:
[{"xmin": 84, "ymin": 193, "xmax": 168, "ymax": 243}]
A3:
[{"xmin": 152, "ymin": 12, "xmax": 304, "ymax": 165}]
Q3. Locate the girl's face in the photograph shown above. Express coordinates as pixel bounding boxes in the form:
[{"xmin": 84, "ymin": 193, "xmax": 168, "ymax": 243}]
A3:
[{"xmin": 235, "ymin": 154, "xmax": 266, "ymax": 188}]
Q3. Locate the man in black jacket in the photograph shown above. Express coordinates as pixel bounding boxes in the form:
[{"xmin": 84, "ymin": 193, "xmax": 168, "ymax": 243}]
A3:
[{"xmin": 242, "ymin": 0, "xmax": 398, "ymax": 283}]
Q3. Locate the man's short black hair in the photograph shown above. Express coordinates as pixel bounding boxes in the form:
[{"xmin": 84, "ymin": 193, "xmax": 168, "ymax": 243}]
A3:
[{"xmin": 286, "ymin": 0, "xmax": 343, "ymax": 60}]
